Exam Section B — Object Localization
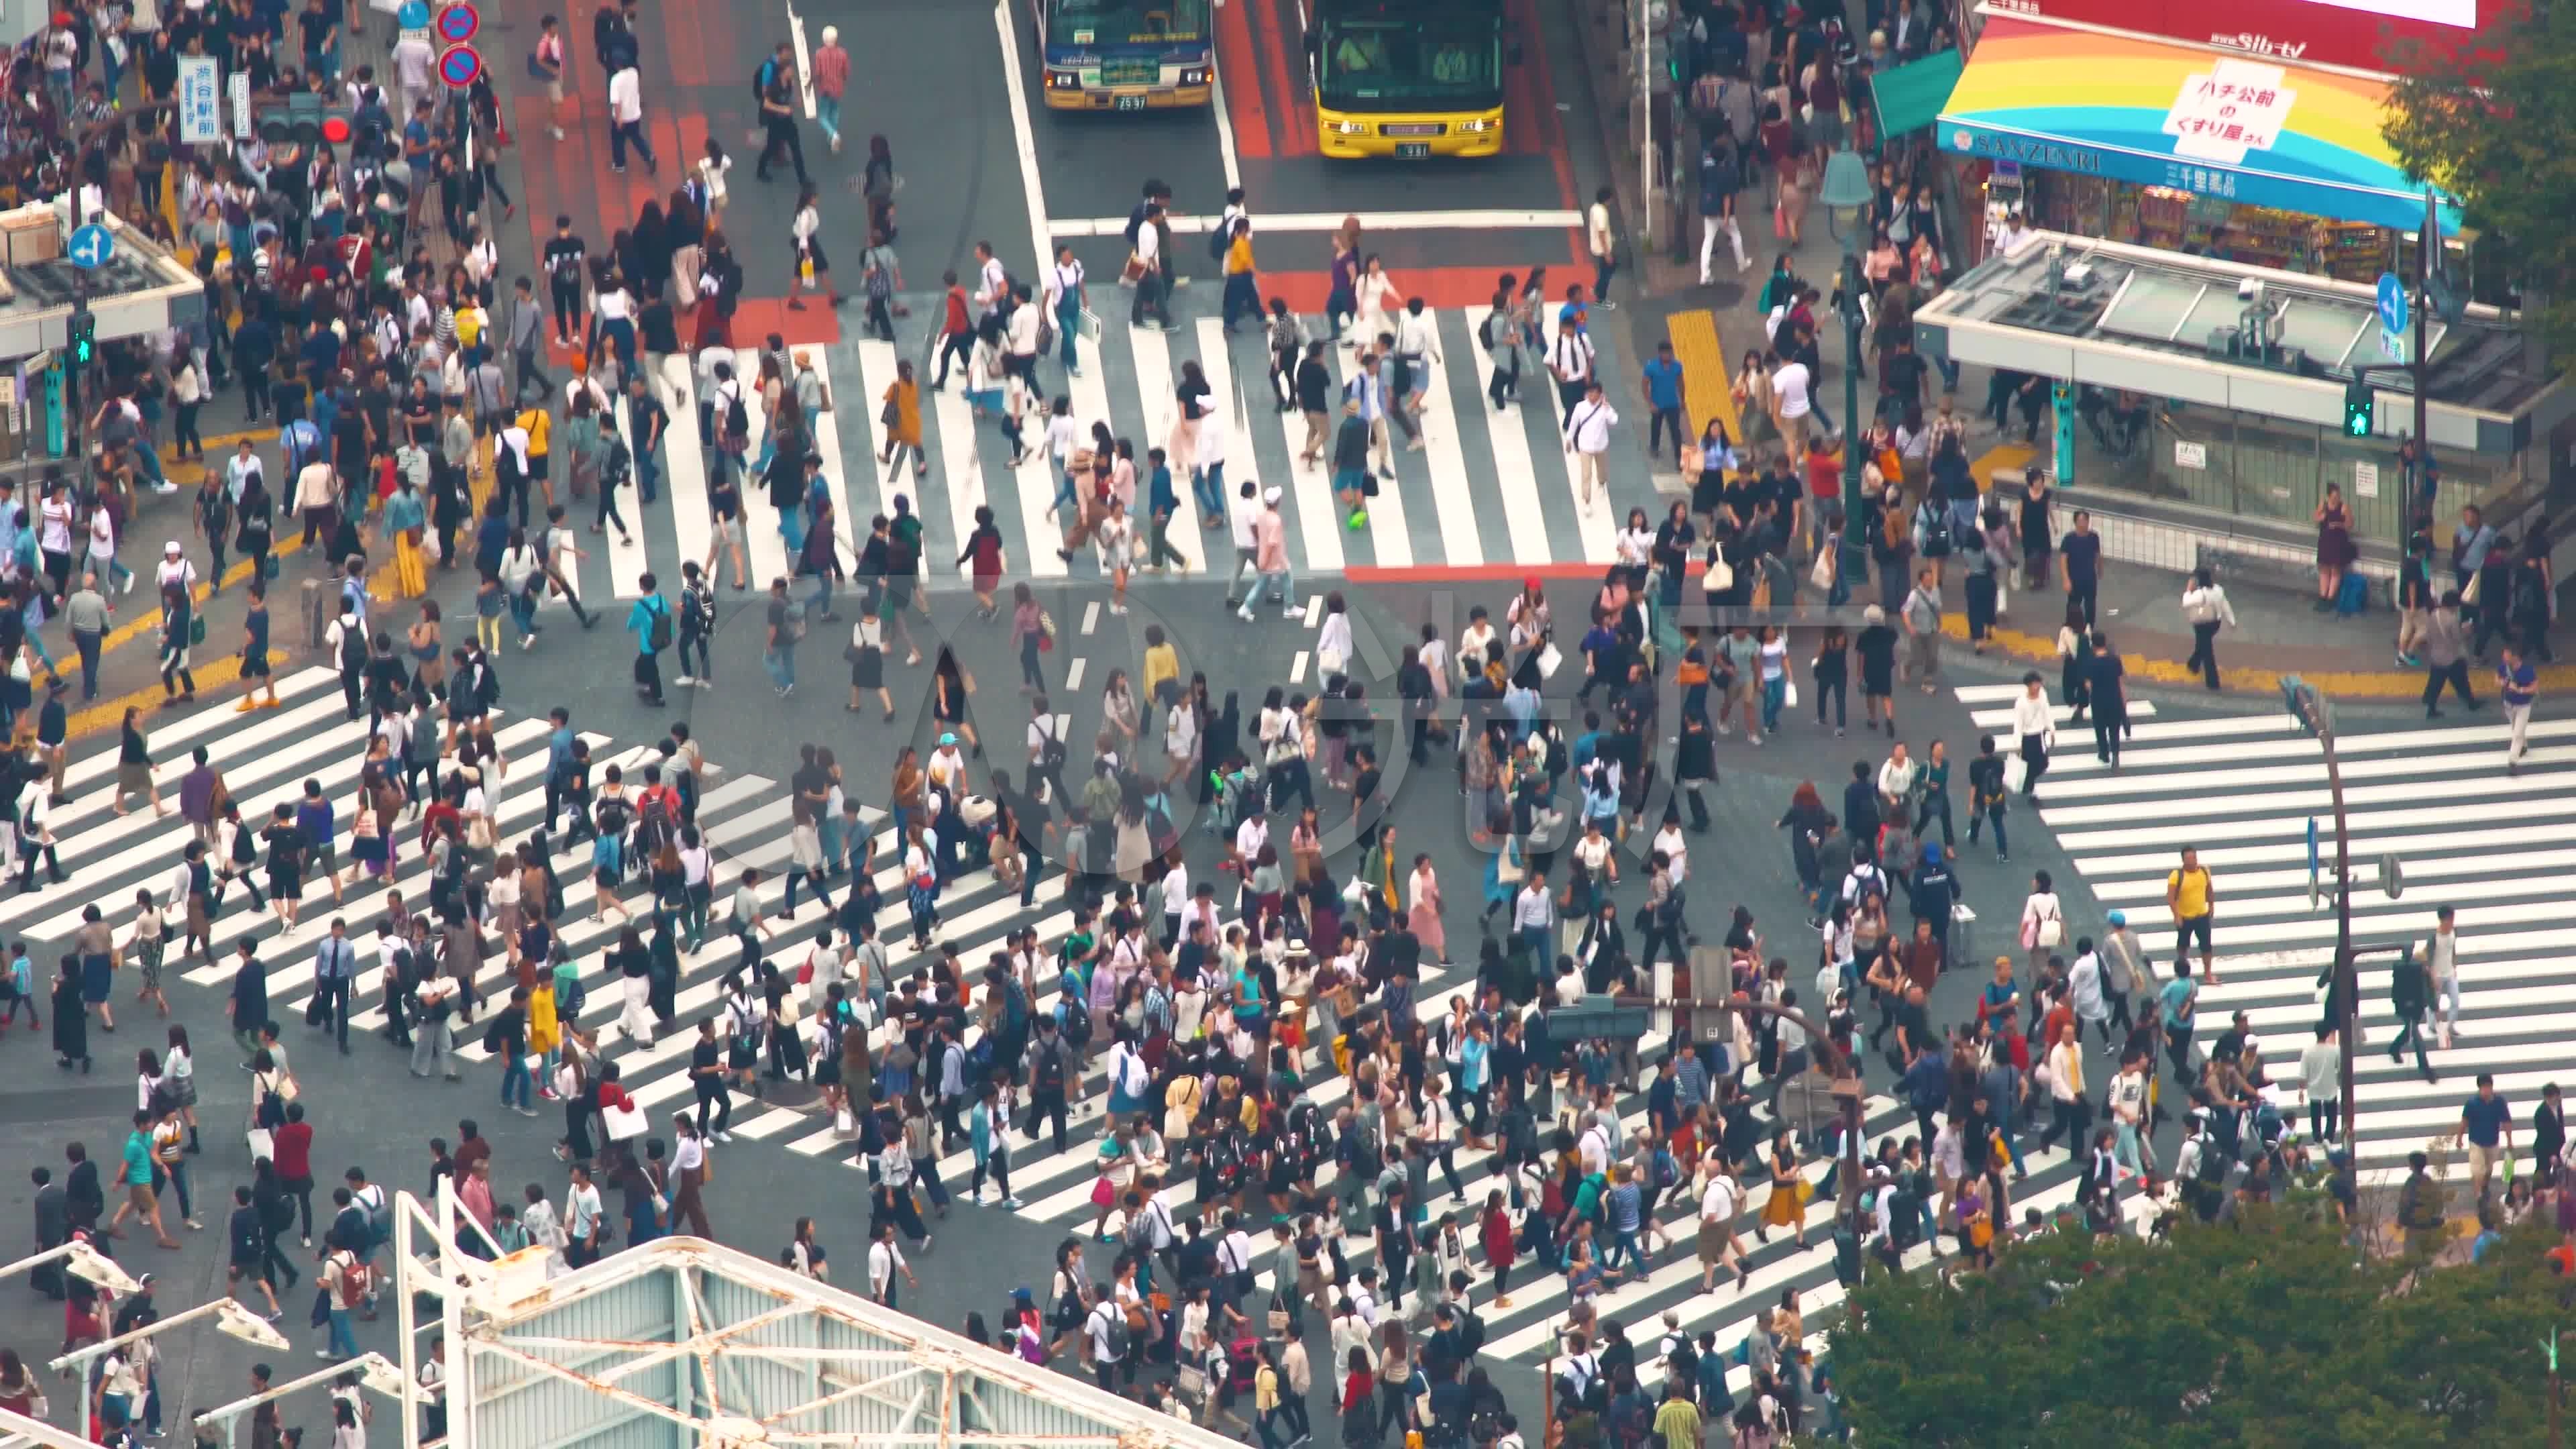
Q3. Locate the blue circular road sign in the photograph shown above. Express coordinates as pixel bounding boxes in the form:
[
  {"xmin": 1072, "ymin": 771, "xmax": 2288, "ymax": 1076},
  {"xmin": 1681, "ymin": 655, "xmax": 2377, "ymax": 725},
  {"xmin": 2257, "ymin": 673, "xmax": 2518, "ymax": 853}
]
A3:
[
  {"xmin": 67, "ymin": 223, "xmax": 113, "ymax": 270},
  {"xmin": 396, "ymin": 0, "xmax": 429, "ymax": 28},
  {"xmin": 437, "ymin": 43, "xmax": 483, "ymax": 89},
  {"xmin": 2376, "ymin": 272, "xmax": 2408, "ymax": 336},
  {"xmin": 433, "ymin": 2, "xmax": 478, "ymax": 43}
]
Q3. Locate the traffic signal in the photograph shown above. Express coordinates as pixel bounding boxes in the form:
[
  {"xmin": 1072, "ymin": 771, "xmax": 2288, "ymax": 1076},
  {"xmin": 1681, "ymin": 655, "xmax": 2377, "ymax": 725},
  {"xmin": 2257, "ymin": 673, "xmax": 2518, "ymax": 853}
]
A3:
[
  {"xmin": 2342, "ymin": 378, "xmax": 2375, "ymax": 437},
  {"xmin": 68, "ymin": 311, "xmax": 94, "ymax": 368},
  {"xmin": 258, "ymin": 93, "xmax": 353, "ymax": 147}
]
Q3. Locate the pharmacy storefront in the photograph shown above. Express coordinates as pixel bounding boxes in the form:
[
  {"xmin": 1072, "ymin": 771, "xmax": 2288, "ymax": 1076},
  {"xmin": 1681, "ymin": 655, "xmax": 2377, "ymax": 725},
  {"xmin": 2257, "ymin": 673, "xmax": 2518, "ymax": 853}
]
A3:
[{"xmin": 1936, "ymin": 12, "xmax": 2459, "ymax": 282}]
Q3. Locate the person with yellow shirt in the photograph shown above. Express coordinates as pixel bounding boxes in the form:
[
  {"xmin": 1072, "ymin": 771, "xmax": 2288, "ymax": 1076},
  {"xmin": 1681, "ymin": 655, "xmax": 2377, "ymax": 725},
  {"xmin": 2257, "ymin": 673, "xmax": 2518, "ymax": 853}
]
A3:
[
  {"xmin": 2165, "ymin": 845, "xmax": 2217, "ymax": 986},
  {"xmin": 455, "ymin": 300, "xmax": 487, "ymax": 354},
  {"xmin": 1140, "ymin": 623, "xmax": 1179, "ymax": 706},
  {"xmin": 515, "ymin": 403, "xmax": 554, "ymax": 508},
  {"xmin": 1219, "ymin": 214, "xmax": 1259, "ymax": 332}
]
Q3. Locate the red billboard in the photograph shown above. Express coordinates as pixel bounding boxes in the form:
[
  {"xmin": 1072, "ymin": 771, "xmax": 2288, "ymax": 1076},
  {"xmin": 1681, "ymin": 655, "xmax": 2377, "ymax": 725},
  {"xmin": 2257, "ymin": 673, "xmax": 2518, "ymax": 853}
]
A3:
[{"xmin": 1988, "ymin": 0, "xmax": 2485, "ymax": 73}]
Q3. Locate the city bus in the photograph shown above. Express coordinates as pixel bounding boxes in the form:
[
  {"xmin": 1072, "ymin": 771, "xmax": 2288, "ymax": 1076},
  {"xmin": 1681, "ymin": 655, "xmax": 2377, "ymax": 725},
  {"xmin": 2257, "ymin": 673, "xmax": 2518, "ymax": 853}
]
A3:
[
  {"xmin": 1307, "ymin": 0, "xmax": 1509, "ymax": 158},
  {"xmin": 1032, "ymin": 0, "xmax": 1215, "ymax": 110}
]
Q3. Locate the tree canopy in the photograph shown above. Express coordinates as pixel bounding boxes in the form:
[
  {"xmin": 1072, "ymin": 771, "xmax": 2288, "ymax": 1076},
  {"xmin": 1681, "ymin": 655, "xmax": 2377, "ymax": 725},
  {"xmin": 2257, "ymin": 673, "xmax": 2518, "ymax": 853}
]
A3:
[
  {"xmin": 2383, "ymin": 2, "xmax": 2576, "ymax": 366},
  {"xmin": 1828, "ymin": 1205, "xmax": 2570, "ymax": 1447}
]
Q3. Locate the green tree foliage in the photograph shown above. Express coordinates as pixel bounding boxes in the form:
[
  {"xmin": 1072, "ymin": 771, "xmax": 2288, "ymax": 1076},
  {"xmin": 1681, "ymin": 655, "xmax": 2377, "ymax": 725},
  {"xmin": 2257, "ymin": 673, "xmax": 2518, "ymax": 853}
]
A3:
[
  {"xmin": 2383, "ymin": 3, "xmax": 2576, "ymax": 363},
  {"xmin": 1829, "ymin": 1207, "xmax": 2567, "ymax": 1446}
]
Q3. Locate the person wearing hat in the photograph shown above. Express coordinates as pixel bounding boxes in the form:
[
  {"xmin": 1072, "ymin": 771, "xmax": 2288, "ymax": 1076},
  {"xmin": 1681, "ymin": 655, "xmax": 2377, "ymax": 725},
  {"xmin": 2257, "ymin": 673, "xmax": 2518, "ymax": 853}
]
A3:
[
  {"xmin": 2099, "ymin": 909, "xmax": 2141, "ymax": 1034},
  {"xmin": 154, "ymin": 540, "xmax": 199, "ymax": 596},
  {"xmin": 1236, "ymin": 486, "xmax": 1294, "ymax": 622}
]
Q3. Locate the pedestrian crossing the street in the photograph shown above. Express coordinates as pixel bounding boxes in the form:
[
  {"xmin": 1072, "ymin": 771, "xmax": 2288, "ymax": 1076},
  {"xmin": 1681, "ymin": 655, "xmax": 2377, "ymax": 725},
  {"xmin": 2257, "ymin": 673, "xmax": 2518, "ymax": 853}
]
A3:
[
  {"xmin": 1974, "ymin": 684, "xmax": 2567, "ymax": 1185},
  {"xmin": 559, "ymin": 294, "xmax": 1654, "ymax": 606},
  {"xmin": 32, "ymin": 676, "xmax": 2145, "ymax": 1383}
]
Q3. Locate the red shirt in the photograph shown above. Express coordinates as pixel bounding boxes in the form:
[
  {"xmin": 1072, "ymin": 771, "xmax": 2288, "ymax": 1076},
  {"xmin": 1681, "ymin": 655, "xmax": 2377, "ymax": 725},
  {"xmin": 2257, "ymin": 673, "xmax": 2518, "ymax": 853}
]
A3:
[
  {"xmin": 943, "ymin": 286, "xmax": 970, "ymax": 337},
  {"xmin": 273, "ymin": 1121, "xmax": 315, "ymax": 1181},
  {"xmin": 1806, "ymin": 447, "xmax": 1842, "ymax": 501}
]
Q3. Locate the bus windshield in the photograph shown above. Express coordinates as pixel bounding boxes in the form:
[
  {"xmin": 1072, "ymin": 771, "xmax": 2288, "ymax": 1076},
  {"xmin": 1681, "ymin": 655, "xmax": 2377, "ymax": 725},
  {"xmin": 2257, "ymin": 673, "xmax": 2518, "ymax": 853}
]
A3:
[
  {"xmin": 1045, "ymin": 0, "xmax": 1210, "ymax": 48},
  {"xmin": 1316, "ymin": 16, "xmax": 1501, "ymax": 109}
]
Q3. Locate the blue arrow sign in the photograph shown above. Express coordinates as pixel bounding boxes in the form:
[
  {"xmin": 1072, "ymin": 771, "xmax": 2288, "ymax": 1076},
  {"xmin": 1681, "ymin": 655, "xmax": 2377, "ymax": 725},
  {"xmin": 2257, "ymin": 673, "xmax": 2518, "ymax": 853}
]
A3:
[
  {"xmin": 66, "ymin": 223, "xmax": 113, "ymax": 270},
  {"xmin": 2376, "ymin": 272, "xmax": 2408, "ymax": 338},
  {"xmin": 396, "ymin": 0, "xmax": 429, "ymax": 27}
]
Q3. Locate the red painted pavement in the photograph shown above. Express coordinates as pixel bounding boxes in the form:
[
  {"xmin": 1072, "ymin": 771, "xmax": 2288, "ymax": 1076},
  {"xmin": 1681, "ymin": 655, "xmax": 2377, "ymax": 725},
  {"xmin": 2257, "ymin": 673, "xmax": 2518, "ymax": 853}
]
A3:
[{"xmin": 1214, "ymin": 0, "xmax": 1275, "ymax": 159}]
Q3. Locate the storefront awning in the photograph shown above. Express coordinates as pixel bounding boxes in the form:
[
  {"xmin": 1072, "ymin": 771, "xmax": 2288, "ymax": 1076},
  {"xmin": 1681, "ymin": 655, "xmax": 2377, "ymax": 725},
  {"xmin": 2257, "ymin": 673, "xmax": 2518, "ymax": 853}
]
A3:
[
  {"xmin": 1935, "ymin": 16, "xmax": 2460, "ymax": 234},
  {"xmin": 1872, "ymin": 48, "xmax": 1964, "ymax": 137}
]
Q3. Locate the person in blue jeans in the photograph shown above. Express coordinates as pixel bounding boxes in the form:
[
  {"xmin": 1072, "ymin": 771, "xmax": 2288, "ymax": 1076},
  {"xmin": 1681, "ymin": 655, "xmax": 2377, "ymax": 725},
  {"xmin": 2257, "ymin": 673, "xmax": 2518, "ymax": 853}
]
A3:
[
  {"xmin": 495, "ymin": 984, "xmax": 535, "ymax": 1114},
  {"xmin": 1640, "ymin": 340, "xmax": 1686, "ymax": 470},
  {"xmin": 763, "ymin": 578, "xmax": 798, "ymax": 696},
  {"xmin": 1049, "ymin": 246, "xmax": 1087, "ymax": 374}
]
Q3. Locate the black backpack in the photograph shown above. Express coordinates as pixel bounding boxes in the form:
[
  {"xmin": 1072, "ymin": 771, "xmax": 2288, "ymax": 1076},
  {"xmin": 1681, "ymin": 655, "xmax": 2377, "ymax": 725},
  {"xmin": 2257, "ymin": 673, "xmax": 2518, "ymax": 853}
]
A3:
[
  {"xmin": 1033, "ymin": 1039, "xmax": 1068, "ymax": 1095},
  {"xmin": 644, "ymin": 598, "xmax": 673, "ymax": 651}
]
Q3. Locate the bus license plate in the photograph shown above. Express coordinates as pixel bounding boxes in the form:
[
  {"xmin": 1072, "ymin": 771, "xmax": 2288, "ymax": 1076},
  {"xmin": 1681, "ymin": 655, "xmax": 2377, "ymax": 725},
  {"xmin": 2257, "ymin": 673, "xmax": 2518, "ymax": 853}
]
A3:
[
  {"xmin": 1114, "ymin": 93, "xmax": 1148, "ymax": 111},
  {"xmin": 1394, "ymin": 142, "xmax": 1432, "ymax": 158}
]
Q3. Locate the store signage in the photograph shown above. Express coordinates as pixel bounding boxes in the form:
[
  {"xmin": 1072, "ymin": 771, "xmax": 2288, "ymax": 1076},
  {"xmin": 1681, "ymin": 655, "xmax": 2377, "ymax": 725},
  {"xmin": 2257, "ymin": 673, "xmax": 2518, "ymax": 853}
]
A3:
[
  {"xmin": 177, "ymin": 56, "xmax": 221, "ymax": 144},
  {"xmin": 2165, "ymin": 59, "xmax": 2295, "ymax": 164},
  {"xmin": 2174, "ymin": 439, "xmax": 2208, "ymax": 470},
  {"xmin": 1949, "ymin": 129, "xmax": 2104, "ymax": 172},
  {"xmin": 2353, "ymin": 460, "xmax": 2380, "ymax": 496},
  {"xmin": 1995, "ymin": 0, "xmax": 2487, "ymax": 75}
]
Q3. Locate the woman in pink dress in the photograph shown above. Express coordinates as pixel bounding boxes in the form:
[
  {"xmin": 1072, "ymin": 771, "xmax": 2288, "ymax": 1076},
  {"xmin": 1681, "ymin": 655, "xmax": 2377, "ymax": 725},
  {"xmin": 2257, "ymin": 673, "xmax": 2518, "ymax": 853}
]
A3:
[{"xmin": 1407, "ymin": 855, "xmax": 1446, "ymax": 966}]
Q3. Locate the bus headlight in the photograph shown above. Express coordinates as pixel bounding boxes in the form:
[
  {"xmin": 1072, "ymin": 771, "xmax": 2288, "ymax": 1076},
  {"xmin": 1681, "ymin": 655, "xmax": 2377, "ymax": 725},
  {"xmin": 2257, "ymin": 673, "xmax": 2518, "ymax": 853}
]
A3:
[
  {"xmin": 1179, "ymin": 68, "xmax": 1208, "ymax": 85},
  {"xmin": 1330, "ymin": 119, "xmax": 1368, "ymax": 135},
  {"xmin": 1456, "ymin": 117, "xmax": 1499, "ymax": 133},
  {"xmin": 1048, "ymin": 70, "xmax": 1082, "ymax": 88}
]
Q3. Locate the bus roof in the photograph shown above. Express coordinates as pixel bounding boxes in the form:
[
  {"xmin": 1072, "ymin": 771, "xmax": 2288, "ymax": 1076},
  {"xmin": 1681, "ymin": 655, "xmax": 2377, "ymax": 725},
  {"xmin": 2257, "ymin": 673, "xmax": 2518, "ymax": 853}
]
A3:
[{"xmin": 1313, "ymin": 0, "xmax": 1505, "ymax": 18}]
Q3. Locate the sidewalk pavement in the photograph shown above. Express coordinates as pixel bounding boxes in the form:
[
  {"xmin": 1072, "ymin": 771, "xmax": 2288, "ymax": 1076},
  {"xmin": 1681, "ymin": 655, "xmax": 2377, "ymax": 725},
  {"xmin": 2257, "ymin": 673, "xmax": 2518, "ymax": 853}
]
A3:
[{"xmin": 1931, "ymin": 559, "xmax": 2575, "ymax": 704}]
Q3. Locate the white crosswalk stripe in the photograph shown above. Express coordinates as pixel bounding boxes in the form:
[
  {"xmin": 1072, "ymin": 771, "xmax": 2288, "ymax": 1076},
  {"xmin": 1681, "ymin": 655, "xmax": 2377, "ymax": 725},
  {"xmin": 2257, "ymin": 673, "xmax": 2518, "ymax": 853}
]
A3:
[
  {"xmin": 1982, "ymin": 687, "xmax": 2557, "ymax": 1189},
  {"xmin": 564, "ymin": 299, "xmax": 1662, "ymax": 603}
]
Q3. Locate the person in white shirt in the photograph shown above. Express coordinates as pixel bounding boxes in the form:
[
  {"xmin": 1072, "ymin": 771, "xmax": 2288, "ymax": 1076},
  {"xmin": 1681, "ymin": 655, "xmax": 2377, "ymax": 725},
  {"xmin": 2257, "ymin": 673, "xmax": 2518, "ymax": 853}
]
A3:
[
  {"xmin": 563, "ymin": 1165, "xmax": 604, "ymax": 1265},
  {"xmin": 865, "ymin": 1220, "xmax": 916, "ymax": 1307},
  {"xmin": 1129, "ymin": 203, "xmax": 1172, "ymax": 329},
  {"xmin": 2179, "ymin": 566, "xmax": 2239, "ymax": 691},
  {"xmin": 2010, "ymin": 672, "xmax": 2056, "ymax": 796},
  {"xmin": 2019, "ymin": 871, "xmax": 2063, "ymax": 978},
  {"xmin": 1562, "ymin": 382, "xmax": 1617, "ymax": 508},
  {"xmin": 606, "ymin": 61, "xmax": 658, "ymax": 172},
  {"xmin": 1547, "ymin": 325, "xmax": 1597, "ymax": 425},
  {"xmin": 1697, "ymin": 1168, "xmax": 1747, "ymax": 1291},
  {"xmin": 1587, "ymin": 187, "xmax": 1619, "ymax": 307},
  {"xmin": 1044, "ymin": 247, "xmax": 1087, "ymax": 376},
  {"xmin": 519, "ymin": 1184, "xmax": 569, "ymax": 1265},
  {"xmin": 1772, "ymin": 358, "xmax": 1814, "ymax": 451}
]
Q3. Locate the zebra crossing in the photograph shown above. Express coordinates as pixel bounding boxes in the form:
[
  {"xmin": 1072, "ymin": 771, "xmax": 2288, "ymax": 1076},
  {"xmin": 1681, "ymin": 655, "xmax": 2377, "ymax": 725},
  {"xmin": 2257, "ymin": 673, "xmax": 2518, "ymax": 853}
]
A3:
[
  {"xmin": 1970, "ymin": 682, "xmax": 2566, "ymax": 1184},
  {"xmin": 42, "ymin": 676, "xmax": 2156, "ymax": 1381},
  {"xmin": 568, "ymin": 293, "xmax": 1651, "ymax": 606}
]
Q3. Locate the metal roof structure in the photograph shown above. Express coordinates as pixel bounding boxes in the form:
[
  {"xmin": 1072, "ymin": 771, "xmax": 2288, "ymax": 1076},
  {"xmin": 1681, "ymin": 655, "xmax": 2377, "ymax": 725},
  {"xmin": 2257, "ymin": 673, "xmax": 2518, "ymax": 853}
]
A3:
[
  {"xmin": 200, "ymin": 1188, "xmax": 1241, "ymax": 1449},
  {"xmin": 0, "ymin": 206, "xmax": 207, "ymax": 359},
  {"xmin": 1913, "ymin": 229, "xmax": 2573, "ymax": 457}
]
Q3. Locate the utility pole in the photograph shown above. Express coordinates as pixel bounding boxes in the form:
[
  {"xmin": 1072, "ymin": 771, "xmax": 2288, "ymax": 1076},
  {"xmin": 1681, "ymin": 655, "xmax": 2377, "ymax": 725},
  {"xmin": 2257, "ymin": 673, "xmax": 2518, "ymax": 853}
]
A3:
[
  {"xmin": 2282, "ymin": 675, "xmax": 2359, "ymax": 1142},
  {"xmin": 2413, "ymin": 186, "xmax": 2432, "ymax": 481}
]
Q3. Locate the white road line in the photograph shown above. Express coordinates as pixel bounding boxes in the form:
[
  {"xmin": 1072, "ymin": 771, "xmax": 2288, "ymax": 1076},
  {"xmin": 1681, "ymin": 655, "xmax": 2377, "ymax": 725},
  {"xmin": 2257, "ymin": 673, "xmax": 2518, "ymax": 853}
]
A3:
[
  {"xmin": 1410, "ymin": 330, "xmax": 1483, "ymax": 568},
  {"xmin": 1303, "ymin": 595, "xmax": 1324, "ymax": 629},
  {"xmin": 786, "ymin": 0, "xmax": 816, "ymax": 117},
  {"xmin": 1289, "ymin": 649, "xmax": 1308, "ymax": 683},
  {"xmin": 1273, "ymin": 339, "xmax": 1393, "ymax": 564},
  {"xmin": 734, "ymin": 348, "xmax": 792, "ymax": 588},
  {"xmin": 1462, "ymin": 304, "xmax": 1552, "ymax": 566},
  {"xmin": 1207, "ymin": 69, "xmax": 1242, "ymax": 193},
  {"xmin": 663, "ymin": 364, "xmax": 714, "ymax": 588},
  {"xmin": 992, "ymin": 0, "xmax": 1056, "ymax": 275},
  {"xmin": 928, "ymin": 370, "xmax": 1002, "ymax": 577},
  {"xmin": 1081, "ymin": 600, "xmax": 1100, "ymax": 635},
  {"xmin": 804, "ymin": 352, "xmax": 861, "ymax": 580},
  {"xmin": 1046, "ymin": 210, "xmax": 1587, "ymax": 236},
  {"xmin": 1968, "ymin": 700, "xmax": 2160, "ymax": 729},
  {"xmin": 1538, "ymin": 305, "xmax": 1618, "ymax": 560},
  {"xmin": 1065, "ymin": 656, "xmax": 1087, "ymax": 691}
]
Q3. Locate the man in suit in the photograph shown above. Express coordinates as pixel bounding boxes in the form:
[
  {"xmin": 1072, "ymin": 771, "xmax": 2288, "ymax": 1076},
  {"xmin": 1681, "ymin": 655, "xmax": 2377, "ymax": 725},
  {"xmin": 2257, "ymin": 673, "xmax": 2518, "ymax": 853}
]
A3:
[{"xmin": 30, "ymin": 1165, "xmax": 67, "ymax": 1297}]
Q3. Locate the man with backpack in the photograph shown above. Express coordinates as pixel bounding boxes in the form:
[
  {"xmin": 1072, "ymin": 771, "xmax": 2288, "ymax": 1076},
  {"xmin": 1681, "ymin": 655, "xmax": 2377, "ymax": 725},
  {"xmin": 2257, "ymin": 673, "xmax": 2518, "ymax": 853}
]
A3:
[
  {"xmin": 1024, "ymin": 1015, "xmax": 1076, "ymax": 1154},
  {"xmin": 623, "ymin": 572, "xmax": 673, "ymax": 707},
  {"xmin": 674, "ymin": 561, "xmax": 717, "ymax": 688}
]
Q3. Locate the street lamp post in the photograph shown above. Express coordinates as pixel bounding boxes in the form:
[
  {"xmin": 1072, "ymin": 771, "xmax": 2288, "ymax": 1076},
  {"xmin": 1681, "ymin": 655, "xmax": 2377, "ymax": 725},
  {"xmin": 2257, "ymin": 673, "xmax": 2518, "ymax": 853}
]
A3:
[{"xmin": 1836, "ymin": 252, "xmax": 1871, "ymax": 591}]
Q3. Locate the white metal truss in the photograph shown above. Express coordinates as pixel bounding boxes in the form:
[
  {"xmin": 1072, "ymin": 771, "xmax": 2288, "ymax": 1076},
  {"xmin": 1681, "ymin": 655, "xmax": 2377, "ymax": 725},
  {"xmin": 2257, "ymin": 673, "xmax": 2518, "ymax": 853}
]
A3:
[{"xmin": 187, "ymin": 1183, "xmax": 1236, "ymax": 1449}]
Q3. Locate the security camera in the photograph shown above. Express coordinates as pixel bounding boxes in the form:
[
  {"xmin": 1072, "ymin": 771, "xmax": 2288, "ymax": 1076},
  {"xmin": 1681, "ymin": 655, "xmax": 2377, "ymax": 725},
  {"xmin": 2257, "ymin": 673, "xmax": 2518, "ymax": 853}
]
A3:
[
  {"xmin": 2236, "ymin": 276, "xmax": 2265, "ymax": 304},
  {"xmin": 65, "ymin": 1241, "xmax": 142, "ymax": 1297}
]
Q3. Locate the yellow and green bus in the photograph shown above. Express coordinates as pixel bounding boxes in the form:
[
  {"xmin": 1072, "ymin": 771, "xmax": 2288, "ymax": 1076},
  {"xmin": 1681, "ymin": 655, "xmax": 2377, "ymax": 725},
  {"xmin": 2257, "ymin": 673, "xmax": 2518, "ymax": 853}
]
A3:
[{"xmin": 1307, "ymin": 0, "xmax": 1509, "ymax": 158}]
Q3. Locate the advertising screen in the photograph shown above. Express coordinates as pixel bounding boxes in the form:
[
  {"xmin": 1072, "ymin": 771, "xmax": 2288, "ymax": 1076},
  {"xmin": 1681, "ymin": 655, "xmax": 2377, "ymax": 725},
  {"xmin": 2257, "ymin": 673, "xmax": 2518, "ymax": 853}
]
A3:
[{"xmin": 1992, "ymin": 0, "xmax": 2489, "ymax": 72}]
